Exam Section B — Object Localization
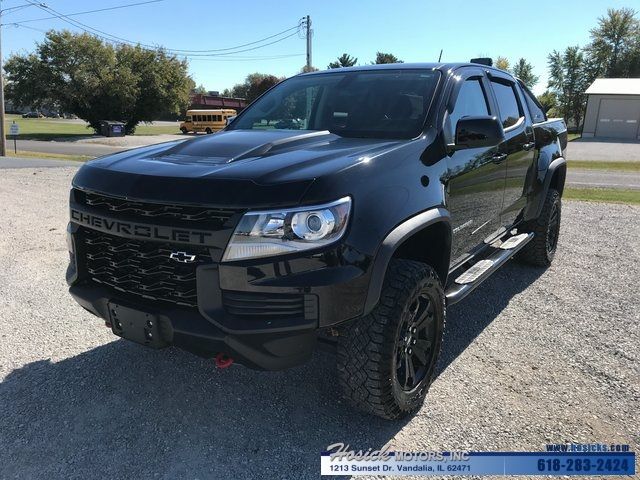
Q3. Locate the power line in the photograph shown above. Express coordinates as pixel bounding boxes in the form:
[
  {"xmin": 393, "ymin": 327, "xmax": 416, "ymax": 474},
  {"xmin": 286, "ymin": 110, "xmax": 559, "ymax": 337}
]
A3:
[
  {"xmin": 9, "ymin": 20, "xmax": 304, "ymax": 61},
  {"xmin": 8, "ymin": 0, "xmax": 165, "ymax": 24},
  {"xmin": 1, "ymin": 3, "xmax": 40, "ymax": 17},
  {"xmin": 181, "ymin": 32, "xmax": 300, "ymax": 57},
  {"xmin": 22, "ymin": 1, "xmax": 302, "ymax": 57},
  {"xmin": 163, "ymin": 25, "xmax": 301, "ymax": 53},
  {"xmin": 189, "ymin": 53, "xmax": 305, "ymax": 62},
  {"xmin": 12, "ymin": 3, "xmax": 300, "ymax": 54},
  {"xmin": 7, "ymin": 22, "xmax": 47, "ymax": 33}
]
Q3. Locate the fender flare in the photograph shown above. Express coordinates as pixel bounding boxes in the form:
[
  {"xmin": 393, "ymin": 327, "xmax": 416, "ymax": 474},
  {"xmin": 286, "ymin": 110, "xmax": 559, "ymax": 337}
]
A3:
[
  {"xmin": 363, "ymin": 207, "xmax": 451, "ymax": 315},
  {"xmin": 529, "ymin": 156, "xmax": 567, "ymax": 220}
]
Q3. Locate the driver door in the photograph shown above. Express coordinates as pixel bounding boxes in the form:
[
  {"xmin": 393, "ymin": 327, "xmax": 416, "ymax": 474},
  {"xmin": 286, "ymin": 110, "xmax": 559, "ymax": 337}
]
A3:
[{"xmin": 445, "ymin": 70, "xmax": 506, "ymax": 265}]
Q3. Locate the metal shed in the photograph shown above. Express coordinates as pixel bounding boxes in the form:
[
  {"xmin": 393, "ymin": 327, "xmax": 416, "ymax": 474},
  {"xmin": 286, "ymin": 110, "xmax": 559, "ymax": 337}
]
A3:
[{"xmin": 583, "ymin": 78, "xmax": 640, "ymax": 140}]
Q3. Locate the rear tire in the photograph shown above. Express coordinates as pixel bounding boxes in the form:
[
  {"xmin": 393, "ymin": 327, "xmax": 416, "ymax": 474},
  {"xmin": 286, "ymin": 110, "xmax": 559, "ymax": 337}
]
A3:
[
  {"xmin": 205, "ymin": 128, "xmax": 213, "ymax": 134},
  {"xmin": 518, "ymin": 188, "xmax": 561, "ymax": 267},
  {"xmin": 337, "ymin": 259, "xmax": 445, "ymax": 420}
]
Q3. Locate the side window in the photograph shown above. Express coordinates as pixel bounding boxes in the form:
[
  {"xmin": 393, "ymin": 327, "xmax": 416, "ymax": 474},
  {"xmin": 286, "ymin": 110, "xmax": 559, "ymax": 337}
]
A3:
[
  {"xmin": 449, "ymin": 78, "xmax": 489, "ymax": 135},
  {"xmin": 490, "ymin": 79, "xmax": 523, "ymax": 129},
  {"xmin": 520, "ymin": 83, "xmax": 546, "ymax": 123}
]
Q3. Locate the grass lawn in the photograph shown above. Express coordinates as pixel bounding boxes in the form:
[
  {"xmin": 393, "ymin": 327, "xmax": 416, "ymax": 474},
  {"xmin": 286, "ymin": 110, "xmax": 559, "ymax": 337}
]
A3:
[
  {"xmin": 568, "ymin": 160, "xmax": 640, "ymax": 172},
  {"xmin": 564, "ymin": 187, "xmax": 640, "ymax": 205},
  {"xmin": 567, "ymin": 133, "xmax": 581, "ymax": 141},
  {"xmin": 4, "ymin": 114, "xmax": 180, "ymax": 140},
  {"xmin": 9, "ymin": 150, "xmax": 93, "ymax": 162}
]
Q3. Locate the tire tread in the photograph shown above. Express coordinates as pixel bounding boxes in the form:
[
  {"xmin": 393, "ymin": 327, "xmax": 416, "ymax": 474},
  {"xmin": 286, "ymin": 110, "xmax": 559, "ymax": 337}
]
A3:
[{"xmin": 337, "ymin": 259, "xmax": 444, "ymax": 420}]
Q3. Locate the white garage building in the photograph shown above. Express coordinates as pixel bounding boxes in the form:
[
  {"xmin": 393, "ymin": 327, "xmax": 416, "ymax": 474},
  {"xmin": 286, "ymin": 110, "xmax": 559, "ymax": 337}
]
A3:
[{"xmin": 583, "ymin": 78, "xmax": 640, "ymax": 140}]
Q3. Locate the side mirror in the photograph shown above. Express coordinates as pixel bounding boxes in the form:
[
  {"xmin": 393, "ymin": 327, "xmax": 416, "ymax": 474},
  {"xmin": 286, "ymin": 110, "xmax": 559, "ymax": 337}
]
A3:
[
  {"xmin": 226, "ymin": 116, "xmax": 237, "ymax": 126},
  {"xmin": 454, "ymin": 116, "xmax": 504, "ymax": 149}
]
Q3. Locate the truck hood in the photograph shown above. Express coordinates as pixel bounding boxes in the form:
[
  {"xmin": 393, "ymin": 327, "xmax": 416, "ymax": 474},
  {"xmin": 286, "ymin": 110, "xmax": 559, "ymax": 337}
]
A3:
[{"xmin": 73, "ymin": 129, "xmax": 406, "ymax": 208}]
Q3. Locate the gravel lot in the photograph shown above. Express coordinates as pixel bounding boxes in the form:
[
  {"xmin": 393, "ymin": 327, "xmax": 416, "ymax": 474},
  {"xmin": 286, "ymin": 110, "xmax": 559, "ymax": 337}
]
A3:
[{"xmin": 0, "ymin": 168, "xmax": 638, "ymax": 480}]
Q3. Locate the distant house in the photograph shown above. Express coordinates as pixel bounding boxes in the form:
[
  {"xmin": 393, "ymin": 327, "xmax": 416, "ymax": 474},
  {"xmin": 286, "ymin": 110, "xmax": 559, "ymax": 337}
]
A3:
[{"xmin": 583, "ymin": 78, "xmax": 640, "ymax": 140}]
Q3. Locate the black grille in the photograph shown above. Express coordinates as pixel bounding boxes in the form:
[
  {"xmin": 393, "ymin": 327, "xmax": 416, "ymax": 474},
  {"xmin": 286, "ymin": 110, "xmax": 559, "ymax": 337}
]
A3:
[
  {"xmin": 222, "ymin": 291, "xmax": 305, "ymax": 318},
  {"xmin": 75, "ymin": 190, "xmax": 238, "ymax": 227},
  {"xmin": 82, "ymin": 229, "xmax": 211, "ymax": 307}
]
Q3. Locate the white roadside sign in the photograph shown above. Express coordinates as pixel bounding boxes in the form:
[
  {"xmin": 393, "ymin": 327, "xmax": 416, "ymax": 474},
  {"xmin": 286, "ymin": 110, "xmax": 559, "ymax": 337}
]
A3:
[{"xmin": 9, "ymin": 123, "xmax": 19, "ymax": 136}]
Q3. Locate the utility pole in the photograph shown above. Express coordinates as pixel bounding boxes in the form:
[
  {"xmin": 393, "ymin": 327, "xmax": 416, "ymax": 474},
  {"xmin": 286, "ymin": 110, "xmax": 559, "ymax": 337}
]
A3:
[
  {"xmin": 0, "ymin": 1, "xmax": 6, "ymax": 156},
  {"xmin": 305, "ymin": 15, "xmax": 312, "ymax": 70},
  {"xmin": 0, "ymin": 1, "xmax": 43, "ymax": 156}
]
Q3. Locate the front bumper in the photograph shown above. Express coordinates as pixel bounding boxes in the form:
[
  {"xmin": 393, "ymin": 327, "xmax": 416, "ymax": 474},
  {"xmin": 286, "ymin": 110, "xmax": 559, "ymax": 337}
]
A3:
[
  {"xmin": 69, "ymin": 281, "xmax": 318, "ymax": 370},
  {"xmin": 67, "ymin": 225, "xmax": 372, "ymax": 370}
]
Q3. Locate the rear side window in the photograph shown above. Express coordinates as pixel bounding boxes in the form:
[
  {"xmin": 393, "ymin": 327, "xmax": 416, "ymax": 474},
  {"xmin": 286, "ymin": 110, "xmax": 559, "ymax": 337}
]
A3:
[
  {"xmin": 520, "ymin": 84, "xmax": 546, "ymax": 123},
  {"xmin": 490, "ymin": 80, "xmax": 523, "ymax": 129},
  {"xmin": 449, "ymin": 78, "xmax": 489, "ymax": 134}
]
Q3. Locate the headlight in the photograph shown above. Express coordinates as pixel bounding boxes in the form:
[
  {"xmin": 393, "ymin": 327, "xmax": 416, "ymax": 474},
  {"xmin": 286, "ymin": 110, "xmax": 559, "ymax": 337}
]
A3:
[{"xmin": 222, "ymin": 197, "xmax": 351, "ymax": 261}]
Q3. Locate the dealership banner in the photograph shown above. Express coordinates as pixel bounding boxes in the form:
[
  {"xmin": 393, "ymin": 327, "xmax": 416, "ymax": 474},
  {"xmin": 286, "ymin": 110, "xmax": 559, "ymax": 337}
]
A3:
[{"xmin": 321, "ymin": 443, "xmax": 635, "ymax": 476}]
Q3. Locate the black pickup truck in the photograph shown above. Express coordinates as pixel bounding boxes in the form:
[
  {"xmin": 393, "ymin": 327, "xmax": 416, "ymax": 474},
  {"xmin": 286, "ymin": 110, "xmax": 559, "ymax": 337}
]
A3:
[{"xmin": 67, "ymin": 61, "xmax": 567, "ymax": 419}]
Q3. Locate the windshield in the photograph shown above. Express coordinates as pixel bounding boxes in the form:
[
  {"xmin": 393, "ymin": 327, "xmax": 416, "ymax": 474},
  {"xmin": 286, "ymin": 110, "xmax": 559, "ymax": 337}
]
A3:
[{"xmin": 229, "ymin": 69, "xmax": 440, "ymax": 139}]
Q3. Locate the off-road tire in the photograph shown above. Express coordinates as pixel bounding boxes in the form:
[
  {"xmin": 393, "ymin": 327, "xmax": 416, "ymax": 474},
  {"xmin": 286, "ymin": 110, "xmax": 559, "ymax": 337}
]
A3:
[
  {"xmin": 337, "ymin": 259, "xmax": 445, "ymax": 420},
  {"xmin": 518, "ymin": 188, "xmax": 561, "ymax": 267}
]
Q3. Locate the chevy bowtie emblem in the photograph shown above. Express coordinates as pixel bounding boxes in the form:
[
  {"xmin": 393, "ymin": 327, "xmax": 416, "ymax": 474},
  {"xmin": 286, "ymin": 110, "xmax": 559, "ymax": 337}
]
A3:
[{"xmin": 169, "ymin": 251, "xmax": 197, "ymax": 263}]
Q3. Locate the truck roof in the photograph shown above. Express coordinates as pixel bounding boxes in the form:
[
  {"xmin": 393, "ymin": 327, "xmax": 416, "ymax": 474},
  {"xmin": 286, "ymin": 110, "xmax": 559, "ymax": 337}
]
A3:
[{"xmin": 299, "ymin": 62, "xmax": 510, "ymax": 76}]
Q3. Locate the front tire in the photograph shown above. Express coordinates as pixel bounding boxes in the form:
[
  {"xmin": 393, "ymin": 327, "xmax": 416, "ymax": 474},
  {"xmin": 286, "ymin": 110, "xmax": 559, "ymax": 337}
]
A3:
[
  {"xmin": 337, "ymin": 259, "xmax": 445, "ymax": 420},
  {"xmin": 518, "ymin": 188, "xmax": 561, "ymax": 267}
]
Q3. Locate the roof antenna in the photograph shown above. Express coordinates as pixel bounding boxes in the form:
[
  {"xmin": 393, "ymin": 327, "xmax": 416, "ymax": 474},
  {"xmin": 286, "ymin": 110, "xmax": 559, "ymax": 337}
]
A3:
[{"xmin": 438, "ymin": 49, "xmax": 443, "ymax": 62}]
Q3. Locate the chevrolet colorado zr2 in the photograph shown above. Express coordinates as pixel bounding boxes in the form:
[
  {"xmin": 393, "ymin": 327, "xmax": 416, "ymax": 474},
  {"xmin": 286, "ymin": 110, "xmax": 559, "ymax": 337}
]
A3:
[{"xmin": 67, "ymin": 61, "xmax": 567, "ymax": 419}]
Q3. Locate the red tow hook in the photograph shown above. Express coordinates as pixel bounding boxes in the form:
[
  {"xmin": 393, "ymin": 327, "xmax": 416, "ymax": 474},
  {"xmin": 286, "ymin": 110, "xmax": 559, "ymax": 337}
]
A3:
[{"xmin": 214, "ymin": 352, "xmax": 234, "ymax": 369}]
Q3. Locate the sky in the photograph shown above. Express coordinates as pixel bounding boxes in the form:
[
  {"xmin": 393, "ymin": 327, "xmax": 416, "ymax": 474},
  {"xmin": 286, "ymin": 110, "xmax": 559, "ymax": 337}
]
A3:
[{"xmin": 2, "ymin": 0, "xmax": 637, "ymax": 96}]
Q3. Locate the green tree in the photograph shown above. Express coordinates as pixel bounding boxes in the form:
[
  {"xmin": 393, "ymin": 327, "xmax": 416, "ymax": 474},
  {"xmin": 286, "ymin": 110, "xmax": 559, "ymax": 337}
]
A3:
[
  {"xmin": 328, "ymin": 53, "xmax": 358, "ymax": 69},
  {"xmin": 536, "ymin": 90, "xmax": 557, "ymax": 115},
  {"xmin": 229, "ymin": 73, "xmax": 284, "ymax": 102},
  {"xmin": 511, "ymin": 58, "xmax": 539, "ymax": 88},
  {"xmin": 300, "ymin": 65, "xmax": 319, "ymax": 73},
  {"xmin": 586, "ymin": 7, "xmax": 640, "ymax": 78},
  {"xmin": 193, "ymin": 84, "xmax": 208, "ymax": 94},
  {"xmin": 373, "ymin": 52, "xmax": 403, "ymax": 64},
  {"xmin": 4, "ymin": 30, "xmax": 193, "ymax": 134},
  {"xmin": 495, "ymin": 56, "xmax": 510, "ymax": 70},
  {"xmin": 547, "ymin": 46, "xmax": 591, "ymax": 128}
]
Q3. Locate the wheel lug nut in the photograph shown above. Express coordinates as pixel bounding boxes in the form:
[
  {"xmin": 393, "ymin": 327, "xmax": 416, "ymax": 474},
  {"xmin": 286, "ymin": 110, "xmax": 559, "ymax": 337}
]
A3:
[
  {"xmin": 408, "ymin": 348, "xmax": 412, "ymax": 354},
  {"xmin": 411, "ymin": 327, "xmax": 417, "ymax": 334},
  {"xmin": 412, "ymin": 339, "xmax": 416, "ymax": 345}
]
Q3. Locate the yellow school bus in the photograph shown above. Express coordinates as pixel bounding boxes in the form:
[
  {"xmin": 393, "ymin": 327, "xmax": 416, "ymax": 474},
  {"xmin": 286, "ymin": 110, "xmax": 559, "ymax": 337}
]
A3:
[{"xmin": 179, "ymin": 109, "xmax": 236, "ymax": 134}]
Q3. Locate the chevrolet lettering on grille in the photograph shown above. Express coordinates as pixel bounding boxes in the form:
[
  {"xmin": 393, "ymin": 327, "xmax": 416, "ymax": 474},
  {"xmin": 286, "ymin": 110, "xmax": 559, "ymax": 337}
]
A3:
[{"xmin": 70, "ymin": 208, "xmax": 216, "ymax": 246}]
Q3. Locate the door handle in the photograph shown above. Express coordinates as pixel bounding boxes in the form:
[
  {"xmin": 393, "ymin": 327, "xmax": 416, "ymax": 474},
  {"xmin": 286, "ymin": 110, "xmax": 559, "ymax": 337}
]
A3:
[
  {"xmin": 491, "ymin": 153, "xmax": 507, "ymax": 164},
  {"xmin": 523, "ymin": 142, "xmax": 536, "ymax": 151}
]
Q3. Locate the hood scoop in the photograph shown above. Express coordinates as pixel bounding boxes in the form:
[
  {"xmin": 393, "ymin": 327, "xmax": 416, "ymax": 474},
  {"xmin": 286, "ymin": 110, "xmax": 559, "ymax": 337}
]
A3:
[
  {"xmin": 227, "ymin": 130, "xmax": 334, "ymax": 163},
  {"xmin": 145, "ymin": 153, "xmax": 229, "ymax": 165}
]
